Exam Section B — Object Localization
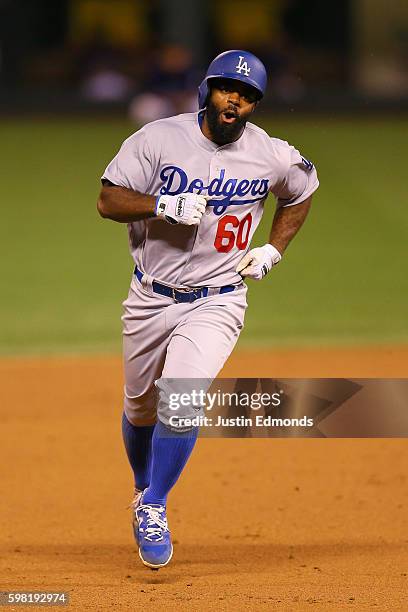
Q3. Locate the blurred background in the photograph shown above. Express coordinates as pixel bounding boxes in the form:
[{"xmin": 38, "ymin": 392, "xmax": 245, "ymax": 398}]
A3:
[
  {"xmin": 1, "ymin": 0, "xmax": 408, "ymax": 115},
  {"xmin": 0, "ymin": 0, "xmax": 407, "ymax": 355}
]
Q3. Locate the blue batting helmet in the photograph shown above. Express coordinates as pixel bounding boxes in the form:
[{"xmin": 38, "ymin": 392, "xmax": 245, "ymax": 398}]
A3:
[{"xmin": 198, "ymin": 50, "xmax": 267, "ymax": 109}]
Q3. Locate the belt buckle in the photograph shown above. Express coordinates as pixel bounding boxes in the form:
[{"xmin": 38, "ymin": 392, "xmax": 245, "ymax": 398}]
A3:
[
  {"xmin": 173, "ymin": 286, "xmax": 198, "ymax": 303},
  {"xmin": 173, "ymin": 287, "xmax": 191, "ymax": 303}
]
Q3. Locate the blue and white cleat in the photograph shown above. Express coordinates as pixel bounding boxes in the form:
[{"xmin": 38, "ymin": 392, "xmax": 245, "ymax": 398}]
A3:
[{"xmin": 132, "ymin": 495, "xmax": 173, "ymax": 569}]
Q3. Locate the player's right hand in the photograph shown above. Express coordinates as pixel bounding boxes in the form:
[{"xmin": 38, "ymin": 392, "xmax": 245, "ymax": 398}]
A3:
[{"xmin": 155, "ymin": 193, "xmax": 208, "ymax": 226}]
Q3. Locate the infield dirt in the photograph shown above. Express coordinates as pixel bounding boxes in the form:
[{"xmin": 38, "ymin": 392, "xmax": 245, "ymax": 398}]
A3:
[{"xmin": 1, "ymin": 346, "xmax": 407, "ymax": 610}]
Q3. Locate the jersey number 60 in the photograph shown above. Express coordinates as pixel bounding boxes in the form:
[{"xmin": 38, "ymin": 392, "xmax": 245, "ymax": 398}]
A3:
[{"xmin": 214, "ymin": 213, "xmax": 253, "ymax": 253}]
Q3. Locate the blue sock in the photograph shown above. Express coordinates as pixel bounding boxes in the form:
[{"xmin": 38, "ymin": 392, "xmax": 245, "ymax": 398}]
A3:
[
  {"xmin": 142, "ymin": 421, "xmax": 198, "ymax": 506},
  {"xmin": 121, "ymin": 411, "xmax": 155, "ymax": 491}
]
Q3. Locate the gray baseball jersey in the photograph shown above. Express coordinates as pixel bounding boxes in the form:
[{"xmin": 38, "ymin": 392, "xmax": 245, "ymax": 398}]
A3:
[
  {"xmin": 102, "ymin": 112, "xmax": 319, "ymax": 288},
  {"xmin": 102, "ymin": 111, "xmax": 319, "ymax": 429}
]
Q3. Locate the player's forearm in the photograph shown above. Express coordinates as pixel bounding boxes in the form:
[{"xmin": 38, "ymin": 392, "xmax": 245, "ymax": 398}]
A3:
[
  {"xmin": 269, "ymin": 196, "xmax": 312, "ymax": 254},
  {"xmin": 97, "ymin": 185, "xmax": 156, "ymax": 222}
]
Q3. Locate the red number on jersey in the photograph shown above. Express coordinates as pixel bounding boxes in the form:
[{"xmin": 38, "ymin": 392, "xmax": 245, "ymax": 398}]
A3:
[
  {"xmin": 214, "ymin": 215, "xmax": 239, "ymax": 253},
  {"xmin": 214, "ymin": 213, "xmax": 253, "ymax": 253},
  {"xmin": 236, "ymin": 213, "xmax": 252, "ymax": 250}
]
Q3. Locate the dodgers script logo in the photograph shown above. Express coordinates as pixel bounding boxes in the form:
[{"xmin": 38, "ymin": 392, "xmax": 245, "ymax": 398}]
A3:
[
  {"xmin": 159, "ymin": 165, "xmax": 269, "ymax": 215},
  {"xmin": 236, "ymin": 56, "xmax": 251, "ymax": 76}
]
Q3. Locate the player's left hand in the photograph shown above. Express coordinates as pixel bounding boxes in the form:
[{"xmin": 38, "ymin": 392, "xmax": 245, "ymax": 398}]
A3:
[{"xmin": 236, "ymin": 243, "xmax": 282, "ymax": 280}]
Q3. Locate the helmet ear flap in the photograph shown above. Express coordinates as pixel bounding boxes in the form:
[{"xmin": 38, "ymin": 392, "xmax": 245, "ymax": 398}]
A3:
[
  {"xmin": 198, "ymin": 80, "xmax": 209, "ymax": 109},
  {"xmin": 198, "ymin": 78, "xmax": 220, "ymax": 109}
]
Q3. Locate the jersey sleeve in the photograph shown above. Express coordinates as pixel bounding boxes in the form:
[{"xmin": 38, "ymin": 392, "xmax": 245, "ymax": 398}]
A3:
[
  {"xmin": 271, "ymin": 143, "xmax": 319, "ymax": 208},
  {"xmin": 101, "ymin": 128, "xmax": 155, "ymax": 193}
]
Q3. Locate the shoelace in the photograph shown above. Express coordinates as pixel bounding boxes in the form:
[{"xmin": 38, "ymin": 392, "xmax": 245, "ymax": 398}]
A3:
[
  {"xmin": 137, "ymin": 504, "xmax": 168, "ymax": 542},
  {"xmin": 127, "ymin": 489, "xmax": 142, "ymax": 510}
]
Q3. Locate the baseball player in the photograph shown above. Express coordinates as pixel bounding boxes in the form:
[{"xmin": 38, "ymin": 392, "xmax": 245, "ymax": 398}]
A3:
[{"xmin": 97, "ymin": 50, "xmax": 319, "ymax": 570}]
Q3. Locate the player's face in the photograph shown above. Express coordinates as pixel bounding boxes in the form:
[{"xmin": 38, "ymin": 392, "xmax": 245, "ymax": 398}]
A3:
[{"xmin": 205, "ymin": 78, "xmax": 259, "ymax": 145}]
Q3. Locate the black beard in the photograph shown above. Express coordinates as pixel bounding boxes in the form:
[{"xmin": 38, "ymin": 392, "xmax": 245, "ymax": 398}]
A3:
[{"xmin": 205, "ymin": 101, "xmax": 248, "ymax": 145}]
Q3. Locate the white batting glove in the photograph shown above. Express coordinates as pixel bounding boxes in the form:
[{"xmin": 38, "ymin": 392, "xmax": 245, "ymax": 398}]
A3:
[
  {"xmin": 155, "ymin": 193, "xmax": 207, "ymax": 226},
  {"xmin": 236, "ymin": 243, "xmax": 282, "ymax": 280}
]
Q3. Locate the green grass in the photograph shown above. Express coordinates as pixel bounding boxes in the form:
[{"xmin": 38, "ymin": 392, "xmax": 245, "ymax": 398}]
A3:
[{"xmin": 1, "ymin": 116, "xmax": 407, "ymax": 355}]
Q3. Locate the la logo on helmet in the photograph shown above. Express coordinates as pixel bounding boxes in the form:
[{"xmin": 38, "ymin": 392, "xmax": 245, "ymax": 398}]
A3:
[{"xmin": 235, "ymin": 56, "xmax": 251, "ymax": 76}]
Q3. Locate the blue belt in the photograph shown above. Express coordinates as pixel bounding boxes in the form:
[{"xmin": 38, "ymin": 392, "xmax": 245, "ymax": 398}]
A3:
[{"xmin": 134, "ymin": 266, "xmax": 236, "ymax": 303}]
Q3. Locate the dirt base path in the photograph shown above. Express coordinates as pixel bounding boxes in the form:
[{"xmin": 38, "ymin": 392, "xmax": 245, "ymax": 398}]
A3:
[{"xmin": 1, "ymin": 347, "xmax": 408, "ymax": 610}]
